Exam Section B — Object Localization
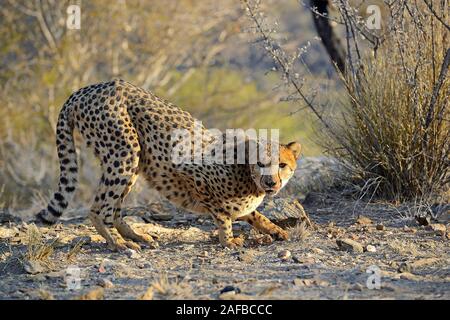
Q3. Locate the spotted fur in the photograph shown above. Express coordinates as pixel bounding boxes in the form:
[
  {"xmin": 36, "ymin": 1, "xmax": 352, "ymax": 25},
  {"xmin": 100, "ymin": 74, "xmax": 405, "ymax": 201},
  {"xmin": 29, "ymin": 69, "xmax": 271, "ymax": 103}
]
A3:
[{"xmin": 37, "ymin": 79, "xmax": 301, "ymax": 250}]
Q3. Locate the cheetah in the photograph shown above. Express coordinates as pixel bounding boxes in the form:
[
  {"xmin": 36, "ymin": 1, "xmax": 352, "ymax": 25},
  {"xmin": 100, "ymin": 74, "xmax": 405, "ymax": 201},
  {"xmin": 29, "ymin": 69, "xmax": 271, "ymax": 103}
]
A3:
[{"xmin": 37, "ymin": 79, "xmax": 302, "ymax": 251}]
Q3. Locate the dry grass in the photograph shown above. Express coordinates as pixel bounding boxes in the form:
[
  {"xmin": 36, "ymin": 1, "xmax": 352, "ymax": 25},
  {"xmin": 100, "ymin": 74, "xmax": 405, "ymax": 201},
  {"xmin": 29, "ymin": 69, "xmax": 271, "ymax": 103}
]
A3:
[
  {"xmin": 148, "ymin": 273, "xmax": 193, "ymax": 300},
  {"xmin": 324, "ymin": 4, "xmax": 449, "ymax": 202},
  {"xmin": 388, "ymin": 239, "xmax": 421, "ymax": 257},
  {"xmin": 66, "ymin": 239, "xmax": 85, "ymax": 262},
  {"xmin": 287, "ymin": 221, "xmax": 310, "ymax": 242},
  {"xmin": 22, "ymin": 224, "xmax": 56, "ymax": 265}
]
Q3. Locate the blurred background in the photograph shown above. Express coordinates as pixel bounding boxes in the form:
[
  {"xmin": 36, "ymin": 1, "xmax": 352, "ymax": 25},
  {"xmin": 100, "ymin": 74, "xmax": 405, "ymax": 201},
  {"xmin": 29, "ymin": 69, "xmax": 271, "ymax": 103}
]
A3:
[
  {"xmin": 2, "ymin": 0, "xmax": 446, "ymax": 211},
  {"xmin": 1, "ymin": 0, "xmax": 338, "ymax": 210}
]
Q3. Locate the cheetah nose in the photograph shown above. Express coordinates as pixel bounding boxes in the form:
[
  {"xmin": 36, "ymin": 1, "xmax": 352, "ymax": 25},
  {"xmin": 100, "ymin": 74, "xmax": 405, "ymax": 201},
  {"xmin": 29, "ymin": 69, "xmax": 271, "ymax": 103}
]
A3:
[{"xmin": 266, "ymin": 181, "xmax": 276, "ymax": 188}]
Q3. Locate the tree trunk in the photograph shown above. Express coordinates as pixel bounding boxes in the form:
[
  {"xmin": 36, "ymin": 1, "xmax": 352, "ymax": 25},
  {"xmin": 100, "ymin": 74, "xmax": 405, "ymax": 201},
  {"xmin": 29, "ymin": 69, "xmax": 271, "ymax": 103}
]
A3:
[{"xmin": 309, "ymin": 0, "xmax": 346, "ymax": 75}]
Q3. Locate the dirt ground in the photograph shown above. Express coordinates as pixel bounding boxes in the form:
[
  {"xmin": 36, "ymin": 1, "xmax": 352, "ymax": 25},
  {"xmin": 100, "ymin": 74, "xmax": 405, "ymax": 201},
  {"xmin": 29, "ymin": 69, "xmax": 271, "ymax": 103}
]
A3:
[{"xmin": 0, "ymin": 158, "xmax": 449, "ymax": 300}]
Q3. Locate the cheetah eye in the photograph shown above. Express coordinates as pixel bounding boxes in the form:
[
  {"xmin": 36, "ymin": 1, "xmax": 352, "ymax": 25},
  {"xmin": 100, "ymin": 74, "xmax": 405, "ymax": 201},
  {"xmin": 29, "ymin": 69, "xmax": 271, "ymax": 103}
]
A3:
[
  {"xmin": 279, "ymin": 163, "xmax": 287, "ymax": 169},
  {"xmin": 257, "ymin": 161, "xmax": 265, "ymax": 168}
]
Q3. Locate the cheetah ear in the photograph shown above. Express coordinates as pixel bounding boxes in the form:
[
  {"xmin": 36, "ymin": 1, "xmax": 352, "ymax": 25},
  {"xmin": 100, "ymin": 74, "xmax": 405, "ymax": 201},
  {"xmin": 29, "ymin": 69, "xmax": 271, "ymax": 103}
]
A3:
[{"xmin": 286, "ymin": 141, "xmax": 301, "ymax": 160}]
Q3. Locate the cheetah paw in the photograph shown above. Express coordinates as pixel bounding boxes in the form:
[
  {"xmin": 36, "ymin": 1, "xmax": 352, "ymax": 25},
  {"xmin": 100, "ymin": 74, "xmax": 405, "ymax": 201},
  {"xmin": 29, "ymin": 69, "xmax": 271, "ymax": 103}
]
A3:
[
  {"xmin": 108, "ymin": 239, "xmax": 141, "ymax": 252},
  {"xmin": 273, "ymin": 229, "xmax": 289, "ymax": 241},
  {"xmin": 139, "ymin": 234, "xmax": 159, "ymax": 249},
  {"xmin": 222, "ymin": 236, "xmax": 245, "ymax": 249}
]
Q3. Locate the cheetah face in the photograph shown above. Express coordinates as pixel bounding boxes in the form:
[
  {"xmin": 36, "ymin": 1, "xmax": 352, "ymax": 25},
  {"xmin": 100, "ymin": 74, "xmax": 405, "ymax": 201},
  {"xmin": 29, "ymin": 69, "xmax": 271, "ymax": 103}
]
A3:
[{"xmin": 249, "ymin": 141, "xmax": 301, "ymax": 196}]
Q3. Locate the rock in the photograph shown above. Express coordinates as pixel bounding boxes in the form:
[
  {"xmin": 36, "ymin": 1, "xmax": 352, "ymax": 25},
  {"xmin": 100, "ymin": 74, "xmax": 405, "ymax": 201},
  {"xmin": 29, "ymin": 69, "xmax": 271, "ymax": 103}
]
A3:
[
  {"xmin": 410, "ymin": 258, "xmax": 440, "ymax": 269},
  {"xmin": 98, "ymin": 278, "xmax": 114, "ymax": 289},
  {"xmin": 0, "ymin": 210, "xmax": 21, "ymax": 224},
  {"xmin": 415, "ymin": 215, "xmax": 431, "ymax": 226},
  {"xmin": 293, "ymin": 278, "xmax": 328, "ymax": 287},
  {"xmin": 389, "ymin": 261, "xmax": 399, "ymax": 268},
  {"xmin": 312, "ymin": 248, "xmax": 324, "ymax": 254},
  {"xmin": 98, "ymin": 259, "xmax": 117, "ymax": 273},
  {"xmin": 356, "ymin": 216, "xmax": 372, "ymax": 225},
  {"xmin": 403, "ymin": 226, "xmax": 417, "ymax": 233},
  {"xmin": 293, "ymin": 278, "xmax": 312, "ymax": 286},
  {"xmin": 336, "ymin": 239, "xmax": 364, "ymax": 253},
  {"xmin": 70, "ymin": 236, "xmax": 91, "ymax": 246},
  {"xmin": 45, "ymin": 270, "xmax": 65, "ymax": 279},
  {"xmin": 77, "ymin": 287, "xmax": 104, "ymax": 300},
  {"xmin": 23, "ymin": 260, "xmax": 45, "ymax": 275},
  {"xmin": 151, "ymin": 213, "xmax": 174, "ymax": 221},
  {"xmin": 237, "ymin": 250, "xmax": 256, "ymax": 263},
  {"xmin": 428, "ymin": 224, "xmax": 446, "ymax": 236},
  {"xmin": 0, "ymin": 226, "xmax": 19, "ymax": 239},
  {"xmin": 292, "ymin": 256, "xmax": 315, "ymax": 264},
  {"xmin": 397, "ymin": 262, "xmax": 411, "ymax": 273},
  {"xmin": 365, "ymin": 245, "xmax": 376, "ymax": 253},
  {"xmin": 250, "ymin": 234, "xmax": 273, "ymax": 246},
  {"xmin": 376, "ymin": 224, "xmax": 385, "ymax": 231},
  {"xmin": 351, "ymin": 283, "xmax": 364, "ymax": 291},
  {"xmin": 257, "ymin": 197, "xmax": 313, "ymax": 228},
  {"xmin": 220, "ymin": 285, "xmax": 241, "ymax": 295},
  {"xmin": 278, "ymin": 250, "xmax": 291, "ymax": 261},
  {"xmin": 126, "ymin": 249, "xmax": 141, "ymax": 259},
  {"xmin": 399, "ymin": 272, "xmax": 419, "ymax": 281},
  {"xmin": 29, "ymin": 274, "xmax": 47, "ymax": 282}
]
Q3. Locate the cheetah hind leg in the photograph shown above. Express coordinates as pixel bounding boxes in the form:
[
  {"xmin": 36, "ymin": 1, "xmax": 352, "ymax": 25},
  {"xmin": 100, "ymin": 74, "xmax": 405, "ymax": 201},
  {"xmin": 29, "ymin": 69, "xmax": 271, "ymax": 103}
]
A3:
[
  {"xmin": 89, "ymin": 209, "xmax": 142, "ymax": 252},
  {"xmin": 113, "ymin": 174, "xmax": 159, "ymax": 249}
]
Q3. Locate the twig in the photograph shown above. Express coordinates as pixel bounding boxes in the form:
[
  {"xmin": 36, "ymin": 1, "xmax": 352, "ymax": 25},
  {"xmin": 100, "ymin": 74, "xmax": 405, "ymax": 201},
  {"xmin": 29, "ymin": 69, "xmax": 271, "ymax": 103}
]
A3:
[
  {"xmin": 422, "ymin": 0, "xmax": 450, "ymax": 31},
  {"xmin": 425, "ymin": 48, "xmax": 450, "ymax": 129}
]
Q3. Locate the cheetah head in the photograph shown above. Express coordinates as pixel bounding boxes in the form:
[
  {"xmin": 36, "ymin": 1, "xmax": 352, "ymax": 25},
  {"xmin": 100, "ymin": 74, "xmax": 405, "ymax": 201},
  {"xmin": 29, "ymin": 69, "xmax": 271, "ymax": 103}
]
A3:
[{"xmin": 249, "ymin": 141, "xmax": 301, "ymax": 196}]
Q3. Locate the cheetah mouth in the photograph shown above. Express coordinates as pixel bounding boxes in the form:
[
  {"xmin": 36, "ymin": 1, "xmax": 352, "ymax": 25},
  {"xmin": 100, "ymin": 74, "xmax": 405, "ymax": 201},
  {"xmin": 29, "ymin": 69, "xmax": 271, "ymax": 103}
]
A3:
[{"xmin": 264, "ymin": 189, "xmax": 279, "ymax": 195}]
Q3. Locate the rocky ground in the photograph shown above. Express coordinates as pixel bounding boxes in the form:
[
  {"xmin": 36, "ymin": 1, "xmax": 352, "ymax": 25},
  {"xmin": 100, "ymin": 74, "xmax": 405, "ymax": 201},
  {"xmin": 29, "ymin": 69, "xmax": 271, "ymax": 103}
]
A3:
[{"xmin": 0, "ymin": 158, "xmax": 449, "ymax": 300}]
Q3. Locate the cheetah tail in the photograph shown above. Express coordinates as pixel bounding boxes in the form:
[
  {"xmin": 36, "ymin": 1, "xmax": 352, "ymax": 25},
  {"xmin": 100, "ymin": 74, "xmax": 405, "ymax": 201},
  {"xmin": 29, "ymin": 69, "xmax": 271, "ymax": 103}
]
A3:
[{"xmin": 36, "ymin": 104, "xmax": 78, "ymax": 224}]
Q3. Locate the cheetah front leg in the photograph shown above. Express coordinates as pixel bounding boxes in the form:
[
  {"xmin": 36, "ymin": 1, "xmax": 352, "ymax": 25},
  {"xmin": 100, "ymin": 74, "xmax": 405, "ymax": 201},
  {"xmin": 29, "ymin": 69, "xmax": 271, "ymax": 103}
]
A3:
[
  {"xmin": 238, "ymin": 211, "xmax": 289, "ymax": 241},
  {"xmin": 211, "ymin": 212, "xmax": 244, "ymax": 249}
]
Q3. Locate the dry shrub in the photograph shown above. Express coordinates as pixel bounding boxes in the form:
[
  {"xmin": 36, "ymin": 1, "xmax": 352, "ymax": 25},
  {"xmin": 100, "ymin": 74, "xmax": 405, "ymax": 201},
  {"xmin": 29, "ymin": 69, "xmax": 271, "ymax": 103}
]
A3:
[
  {"xmin": 149, "ymin": 273, "xmax": 193, "ymax": 300},
  {"xmin": 326, "ymin": 4, "xmax": 449, "ymax": 201},
  {"xmin": 23, "ymin": 224, "xmax": 56, "ymax": 264},
  {"xmin": 288, "ymin": 221, "xmax": 310, "ymax": 242}
]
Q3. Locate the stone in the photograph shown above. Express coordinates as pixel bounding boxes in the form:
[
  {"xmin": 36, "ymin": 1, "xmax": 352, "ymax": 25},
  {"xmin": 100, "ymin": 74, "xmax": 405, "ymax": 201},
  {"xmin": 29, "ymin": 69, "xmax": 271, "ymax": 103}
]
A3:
[
  {"xmin": 336, "ymin": 239, "xmax": 364, "ymax": 253},
  {"xmin": 293, "ymin": 278, "xmax": 328, "ymax": 287},
  {"xmin": 415, "ymin": 215, "xmax": 431, "ymax": 226},
  {"xmin": 365, "ymin": 245, "xmax": 376, "ymax": 253},
  {"xmin": 126, "ymin": 249, "xmax": 141, "ymax": 259},
  {"xmin": 410, "ymin": 258, "xmax": 439, "ymax": 269},
  {"xmin": 0, "ymin": 226, "xmax": 18, "ymax": 239},
  {"xmin": 70, "ymin": 236, "xmax": 91, "ymax": 246},
  {"xmin": 399, "ymin": 272, "xmax": 419, "ymax": 281},
  {"xmin": 23, "ymin": 260, "xmax": 45, "ymax": 275},
  {"xmin": 292, "ymin": 256, "xmax": 315, "ymax": 264},
  {"xmin": 376, "ymin": 224, "xmax": 385, "ymax": 231},
  {"xmin": 278, "ymin": 250, "xmax": 291, "ymax": 261},
  {"xmin": 429, "ymin": 224, "xmax": 446, "ymax": 236},
  {"xmin": 220, "ymin": 285, "xmax": 241, "ymax": 295},
  {"xmin": 151, "ymin": 213, "xmax": 174, "ymax": 221},
  {"xmin": 397, "ymin": 262, "xmax": 411, "ymax": 273},
  {"xmin": 312, "ymin": 248, "xmax": 324, "ymax": 254},
  {"xmin": 257, "ymin": 197, "xmax": 313, "ymax": 227},
  {"xmin": 98, "ymin": 278, "xmax": 114, "ymax": 289},
  {"xmin": 351, "ymin": 283, "xmax": 364, "ymax": 291},
  {"xmin": 237, "ymin": 250, "xmax": 255, "ymax": 263},
  {"xmin": 356, "ymin": 216, "xmax": 372, "ymax": 225}
]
